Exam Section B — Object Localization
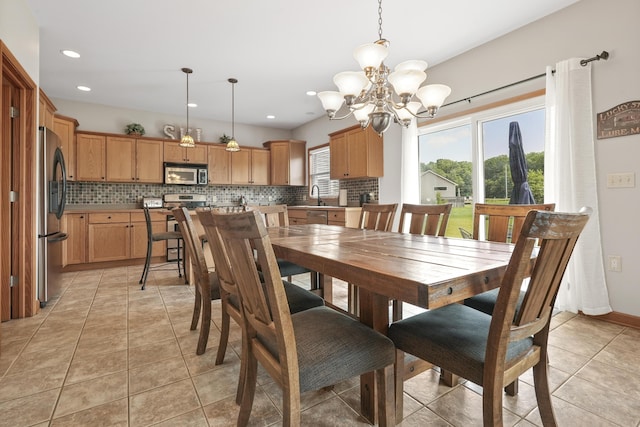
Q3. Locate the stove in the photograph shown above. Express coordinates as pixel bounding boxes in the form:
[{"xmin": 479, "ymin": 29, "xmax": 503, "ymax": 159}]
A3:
[{"xmin": 164, "ymin": 194, "xmax": 208, "ymax": 261}]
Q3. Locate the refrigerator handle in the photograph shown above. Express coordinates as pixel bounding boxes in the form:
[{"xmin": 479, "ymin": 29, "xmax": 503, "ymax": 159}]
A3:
[{"xmin": 52, "ymin": 147, "xmax": 67, "ymax": 219}]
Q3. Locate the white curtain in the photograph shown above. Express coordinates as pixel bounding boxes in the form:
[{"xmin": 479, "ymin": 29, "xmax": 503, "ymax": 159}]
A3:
[
  {"xmin": 398, "ymin": 120, "xmax": 419, "ymax": 232},
  {"xmin": 544, "ymin": 59, "xmax": 612, "ymax": 315}
]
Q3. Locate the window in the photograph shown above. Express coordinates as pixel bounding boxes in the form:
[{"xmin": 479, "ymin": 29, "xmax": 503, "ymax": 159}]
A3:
[
  {"xmin": 417, "ymin": 96, "xmax": 545, "ymax": 237},
  {"xmin": 309, "ymin": 145, "xmax": 339, "ymax": 198}
]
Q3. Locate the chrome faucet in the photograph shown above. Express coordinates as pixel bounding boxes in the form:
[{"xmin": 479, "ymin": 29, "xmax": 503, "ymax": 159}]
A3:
[
  {"xmin": 311, "ymin": 185, "xmax": 322, "ymax": 206},
  {"xmin": 239, "ymin": 195, "xmax": 247, "ymax": 207}
]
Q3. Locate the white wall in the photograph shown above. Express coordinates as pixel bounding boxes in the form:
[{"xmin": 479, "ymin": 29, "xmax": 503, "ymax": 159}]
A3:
[
  {"xmin": 293, "ymin": 0, "xmax": 640, "ymax": 317},
  {"xmin": 52, "ymin": 98, "xmax": 293, "ymax": 148},
  {"xmin": 0, "ymin": 0, "xmax": 39, "ymax": 83}
]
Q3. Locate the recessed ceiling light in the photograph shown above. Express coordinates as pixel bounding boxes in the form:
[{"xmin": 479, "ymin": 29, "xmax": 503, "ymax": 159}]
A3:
[
  {"xmin": 266, "ymin": 115, "xmax": 275, "ymax": 120},
  {"xmin": 306, "ymin": 90, "xmax": 317, "ymax": 96},
  {"xmin": 187, "ymin": 103, "xmax": 197, "ymax": 108},
  {"xmin": 76, "ymin": 85, "xmax": 91, "ymax": 92},
  {"xmin": 61, "ymin": 50, "xmax": 80, "ymax": 58}
]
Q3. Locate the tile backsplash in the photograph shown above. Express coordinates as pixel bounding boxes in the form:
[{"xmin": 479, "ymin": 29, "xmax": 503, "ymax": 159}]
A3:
[{"xmin": 67, "ymin": 179, "xmax": 378, "ymax": 207}]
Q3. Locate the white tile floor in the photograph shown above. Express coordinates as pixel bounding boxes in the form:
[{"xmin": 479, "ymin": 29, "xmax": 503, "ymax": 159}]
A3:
[{"xmin": 1, "ymin": 265, "xmax": 640, "ymax": 426}]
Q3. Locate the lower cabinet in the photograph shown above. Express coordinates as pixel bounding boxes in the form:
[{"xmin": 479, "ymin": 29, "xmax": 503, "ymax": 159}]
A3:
[
  {"xmin": 62, "ymin": 213, "xmax": 88, "ymax": 265},
  {"xmin": 287, "ymin": 207, "xmax": 362, "ymax": 228}
]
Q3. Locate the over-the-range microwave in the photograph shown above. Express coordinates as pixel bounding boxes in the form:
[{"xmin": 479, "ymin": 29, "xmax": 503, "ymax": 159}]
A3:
[{"xmin": 164, "ymin": 162, "xmax": 208, "ymax": 185}]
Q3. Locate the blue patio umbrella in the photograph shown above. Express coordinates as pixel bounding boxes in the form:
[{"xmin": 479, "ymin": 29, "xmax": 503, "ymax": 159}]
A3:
[{"xmin": 508, "ymin": 121, "xmax": 536, "ymax": 204}]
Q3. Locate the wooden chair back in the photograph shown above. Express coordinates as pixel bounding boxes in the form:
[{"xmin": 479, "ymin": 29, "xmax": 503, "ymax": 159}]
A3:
[
  {"xmin": 248, "ymin": 204, "xmax": 289, "ymax": 227},
  {"xmin": 172, "ymin": 208, "xmax": 219, "ymax": 354},
  {"xmin": 472, "ymin": 203, "xmax": 555, "ymax": 244},
  {"xmin": 487, "ymin": 209, "xmax": 589, "ymax": 394},
  {"xmin": 397, "ymin": 203, "xmax": 452, "ymax": 236},
  {"xmin": 358, "ymin": 203, "xmax": 398, "ymax": 231}
]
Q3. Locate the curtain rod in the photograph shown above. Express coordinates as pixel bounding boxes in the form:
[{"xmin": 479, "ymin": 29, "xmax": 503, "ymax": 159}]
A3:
[{"xmin": 441, "ymin": 50, "xmax": 610, "ymax": 108}]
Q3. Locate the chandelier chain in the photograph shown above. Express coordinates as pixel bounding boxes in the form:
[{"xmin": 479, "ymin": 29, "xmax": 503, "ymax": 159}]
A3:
[{"xmin": 377, "ymin": 0, "xmax": 383, "ymax": 40}]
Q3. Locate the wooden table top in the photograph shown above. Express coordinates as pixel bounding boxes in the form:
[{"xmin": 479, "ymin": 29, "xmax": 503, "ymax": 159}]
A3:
[{"xmin": 268, "ymin": 224, "xmax": 522, "ymax": 310}]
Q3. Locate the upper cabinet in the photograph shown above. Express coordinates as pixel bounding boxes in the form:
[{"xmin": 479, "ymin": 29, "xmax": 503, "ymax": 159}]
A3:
[
  {"xmin": 39, "ymin": 89, "xmax": 56, "ymax": 128},
  {"xmin": 329, "ymin": 125, "xmax": 383, "ymax": 179},
  {"xmin": 263, "ymin": 140, "xmax": 306, "ymax": 186},
  {"xmin": 231, "ymin": 148, "xmax": 270, "ymax": 185},
  {"xmin": 53, "ymin": 115, "xmax": 79, "ymax": 181},
  {"xmin": 76, "ymin": 132, "xmax": 106, "ymax": 181},
  {"xmin": 106, "ymin": 136, "xmax": 163, "ymax": 183},
  {"xmin": 163, "ymin": 141, "xmax": 207, "ymax": 164},
  {"xmin": 207, "ymin": 144, "xmax": 231, "ymax": 184}
]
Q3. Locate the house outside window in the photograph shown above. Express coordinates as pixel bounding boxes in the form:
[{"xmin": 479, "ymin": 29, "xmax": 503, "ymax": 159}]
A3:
[{"xmin": 309, "ymin": 145, "xmax": 339, "ymax": 199}]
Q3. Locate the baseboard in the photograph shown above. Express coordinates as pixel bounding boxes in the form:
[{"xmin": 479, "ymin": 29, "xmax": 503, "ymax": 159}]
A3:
[
  {"xmin": 584, "ymin": 311, "xmax": 640, "ymax": 329},
  {"xmin": 62, "ymin": 256, "xmax": 168, "ymax": 272}
]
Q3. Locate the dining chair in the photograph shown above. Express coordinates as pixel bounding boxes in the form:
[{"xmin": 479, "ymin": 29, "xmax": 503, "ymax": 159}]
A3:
[
  {"xmin": 172, "ymin": 208, "xmax": 220, "ymax": 355},
  {"xmin": 388, "ymin": 208, "xmax": 590, "ymax": 426},
  {"xmin": 196, "ymin": 209, "xmax": 324, "ymax": 404},
  {"xmin": 393, "ymin": 203, "xmax": 452, "ymax": 320},
  {"xmin": 349, "ymin": 203, "xmax": 398, "ymax": 315},
  {"xmin": 210, "ymin": 210, "xmax": 396, "ymax": 427},
  {"xmin": 139, "ymin": 205, "xmax": 184, "ymax": 290},
  {"xmin": 463, "ymin": 202, "xmax": 555, "ymax": 395}
]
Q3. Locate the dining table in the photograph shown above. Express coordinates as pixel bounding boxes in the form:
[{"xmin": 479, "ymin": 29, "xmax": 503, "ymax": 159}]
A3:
[{"xmin": 266, "ymin": 223, "xmax": 531, "ymax": 424}]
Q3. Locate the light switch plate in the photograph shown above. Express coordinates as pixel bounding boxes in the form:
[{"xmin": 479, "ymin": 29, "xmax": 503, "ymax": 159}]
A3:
[{"xmin": 607, "ymin": 172, "xmax": 635, "ymax": 188}]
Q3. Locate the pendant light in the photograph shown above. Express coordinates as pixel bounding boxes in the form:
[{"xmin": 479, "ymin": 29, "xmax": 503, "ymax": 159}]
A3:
[
  {"xmin": 225, "ymin": 78, "xmax": 240, "ymax": 152},
  {"xmin": 179, "ymin": 67, "xmax": 195, "ymax": 148}
]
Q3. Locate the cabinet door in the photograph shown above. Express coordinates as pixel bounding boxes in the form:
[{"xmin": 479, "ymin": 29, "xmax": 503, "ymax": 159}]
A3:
[
  {"xmin": 62, "ymin": 213, "xmax": 87, "ymax": 265},
  {"xmin": 106, "ymin": 137, "xmax": 136, "ymax": 182},
  {"xmin": 163, "ymin": 141, "xmax": 185, "ymax": 163},
  {"xmin": 76, "ymin": 134, "xmax": 106, "ymax": 181},
  {"xmin": 53, "ymin": 116, "xmax": 76, "ymax": 181},
  {"xmin": 346, "ymin": 129, "xmax": 368, "ymax": 178},
  {"xmin": 136, "ymin": 139, "xmax": 164, "ymax": 183},
  {"xmin": 231, "ymin": 150, "xmax": 251, "ymax": 185},
  {"xmin": 330, "ymin": 133, "xmax": 348, "ymax": 179},
  {"xmin": 269, "ymin": 143, "xmax": 289, "ymax": 185},
  {"xmin": 130, "ymin": 219, "xmax": 165, "ymax": 259},
  {"xmin": 251, "ymin": 149, "xmax": 270, "ymax": 185},
  {"xmin": 88, "ymin": 222, "xmax": 131, "ymax": 262},
  {"xmin": 208, "ymin": 145, "xmax": 231, "ymax": 184},
  {"xmin": 186, "ymin": 144, "xmax": 208, "ymax": 163}
]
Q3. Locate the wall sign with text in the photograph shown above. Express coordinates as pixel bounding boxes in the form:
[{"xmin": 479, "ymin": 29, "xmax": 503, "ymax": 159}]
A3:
[{"xmin": 597, "ymin": 101, "xmax": 640, "ymax": 139}]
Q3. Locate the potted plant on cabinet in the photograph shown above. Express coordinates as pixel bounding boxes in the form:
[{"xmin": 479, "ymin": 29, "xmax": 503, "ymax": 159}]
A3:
[{"xmin": 125, "ymin": 123, "xmax": 145, "ymax": 136}]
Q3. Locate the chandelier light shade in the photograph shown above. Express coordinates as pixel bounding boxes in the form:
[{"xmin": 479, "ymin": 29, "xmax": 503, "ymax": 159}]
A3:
[
  {"xmin": 318, "ymin": 0, "xmax": 451, "ymax": 135},
  {"xmin": 225, "ymin": 78, "xmax": 240, "ymax": 152},
  {"xmin": 179, "ymin": 67, "xmax": 195, "ymax": 148}
]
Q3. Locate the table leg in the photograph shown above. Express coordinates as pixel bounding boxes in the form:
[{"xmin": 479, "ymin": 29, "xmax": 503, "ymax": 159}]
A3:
[{"xmin": 358, "ymin": 288, "xmax": 390, "ymax": 424}]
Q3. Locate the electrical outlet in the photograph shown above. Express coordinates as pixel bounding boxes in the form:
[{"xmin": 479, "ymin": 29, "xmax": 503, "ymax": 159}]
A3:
[
  {"xmin": 607, "ymin": 172, "xmax": 635, "ymax": 188},
  {"xmin": 608, "ymin": 255, "xmax": 622, "ymax": 272},
  {"xmin": 211, "ymin": 195, "xmax": 217, "ymax": 203}
]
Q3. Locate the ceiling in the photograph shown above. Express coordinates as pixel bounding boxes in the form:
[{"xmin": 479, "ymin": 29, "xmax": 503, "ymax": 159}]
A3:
[{"xmin": 27, "ymin": 0, "xmax": 579, "ymax": 130}]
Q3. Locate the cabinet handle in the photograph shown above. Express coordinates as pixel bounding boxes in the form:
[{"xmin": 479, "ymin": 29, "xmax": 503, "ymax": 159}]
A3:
[
  {"xmin": 107, "ymin": 216, "xmax": 111, "ymax": 219},
  {"xmin": 80, "ymin": 215, "xmax": 84, "ymax": 219}
]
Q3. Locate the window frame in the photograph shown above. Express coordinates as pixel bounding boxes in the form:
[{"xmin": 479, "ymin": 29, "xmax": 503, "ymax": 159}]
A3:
[{"xmin": 307, "ymin": 143, "xmax": 340, "ymax": 200}]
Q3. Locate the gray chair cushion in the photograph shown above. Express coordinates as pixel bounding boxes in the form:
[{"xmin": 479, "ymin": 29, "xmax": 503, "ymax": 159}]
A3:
[
  {"xmin": 464, "ymin": 288, "xmax": 525, "ymax": 318},
  {"xmin": 276, "ymin": 259, "xmax": 310, "ymax": 277},
  {"xmin": 228, "ymin": 280, "xmax": 323, "ymax": 315},
  {"xmin": 388, "ymin": 303, "xmax": 533, "ymax": 385},
  {"xmin": 151, "ymin": 231, "xmax": 182, "ymax": 241},
  {"xmin": 265, "ymin": 306, "xmax": 395, "ymax": 393}
]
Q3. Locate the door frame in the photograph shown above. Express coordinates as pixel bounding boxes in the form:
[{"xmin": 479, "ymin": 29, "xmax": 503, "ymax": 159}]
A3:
[{"xmin": 1, "ymin": 40, "xmax": 38, "ymax": 319}]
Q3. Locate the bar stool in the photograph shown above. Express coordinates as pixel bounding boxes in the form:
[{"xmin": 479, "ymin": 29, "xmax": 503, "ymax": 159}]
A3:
[{"xmin": 139, "ymin": 206, "xmax": 184, "ymax": 290}]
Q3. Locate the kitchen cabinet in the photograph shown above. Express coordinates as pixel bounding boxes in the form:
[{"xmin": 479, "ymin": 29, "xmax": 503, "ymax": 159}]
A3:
[
  {"xmin": 163, "ymin": 141, "xmax": 208, "ymax": 164},
  {"xmin": 207, "ymin": 144, "xmax": 231, "ymax": 184},
  {"xmin": 105, "ymin": 136, "xmax": 163, "ymax": 183},
  {"xmin": 87, "ymin": 211, "xmax": 165, "ymax": 263},
  {"xmin": 39, "ymin": 89, "xmax": 56, "ymax": 128},
  {"xmin": 329, "ymin": 125, "xmax": 383, "ymax": 179},
  {"xmin": 263, "ymin": 140, "xmax": 306, "ymax": 186},
  {"xmin": 231, "ymin": 148, "xmax": 270, "ymax": 185},
  {"xmin": 76, "ymin": 133, "xmax": 106, "ymax": 181},
  {"xmin": 53, "ymin": 115, "xmax": 79, "ymax": 181},
  {"xmin": 287, "ymin": 206, "xmax": 362, "ymax": 228},
  {"xmin": 62, "ymin": 213, "xmax": 87, "ymax": 265}
]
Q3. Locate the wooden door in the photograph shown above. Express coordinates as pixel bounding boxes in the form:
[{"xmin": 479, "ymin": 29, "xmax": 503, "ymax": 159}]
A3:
[
  {"xmin": 231, "ymin": 149, "xmax": 251, "ymax": 184},
  {"xmin": 62, "ymin": 213, "xmax": 87, "ymax": 265},
  {"xmin": 163, "ymin": 141, "xmax": 185, "ymax": 163},
  {"xmin": 53, "ymin": 115, "xmax": 77, "ymax": 181},
  {"xmin": 130, "ymin": 217, "xmax": 165, "ymax": 259},
  {"xmin": 269, "ymin": 143, "xmax": 289, "ymax": 185},
  {"xmin": 330, "ymin": 133, "xmax": 348, "ymax": 179},
  {"xmin": 208, "ymin": 144, "xmax": 231, "ymax": 184},
  {"xmin": 185, "ymin": 144, "xmax": 207, "ymax": 163},
  {"xmin": 76, "ymin": 134, "xmax": 106, "ymax": 181},
  {"xmin": 106, "ymin": 136, "xmax": 135, "ymax": 182},
  {"xmin": 135, "ymin": 139, "xmax": 163, "ymax": 183},
  {"xmin": 88, "ymin": 222, "xmax": 131, "ymax": 262},
  {"xmin": 346, "ymin": 129, "xmax": 368, "ymax": 178},
  {"xmin": 251, "ymin": 149, "xmax": 270, "ymax": 185}
]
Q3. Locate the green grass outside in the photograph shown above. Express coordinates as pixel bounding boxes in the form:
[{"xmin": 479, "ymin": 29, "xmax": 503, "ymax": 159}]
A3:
[{"xmin": 443, "ymin": 199, "xmax": 509, "ymax": 238}]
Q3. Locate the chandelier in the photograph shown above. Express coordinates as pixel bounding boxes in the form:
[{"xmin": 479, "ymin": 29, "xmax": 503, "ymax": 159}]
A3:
[
  {"xmin": 225, "ymin": 78, "xmax": 240, "ymax": 152},
  {"xmin": 179, "ymin": 67, "xmax": 195, "ymax": 148},
  {"xmin": 317, "ymin": 0, "xmax": 451, "ymax": 135}
]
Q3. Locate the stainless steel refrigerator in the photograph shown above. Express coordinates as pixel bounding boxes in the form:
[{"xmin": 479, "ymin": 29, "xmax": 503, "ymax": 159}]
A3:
[{"xmin": 37, "ymin": 126, "xmax": 68, "ymax": 307}]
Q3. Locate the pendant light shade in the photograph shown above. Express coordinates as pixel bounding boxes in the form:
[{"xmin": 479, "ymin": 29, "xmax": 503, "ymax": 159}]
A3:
[
  {"xmin": 226, "ymin": 78, "xmax": 240, "ymax": 152},
  {"xmin": 179, "ymin": 67, "xmax": 195, "ymax": 148}
]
